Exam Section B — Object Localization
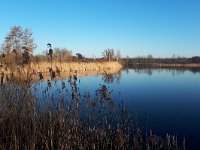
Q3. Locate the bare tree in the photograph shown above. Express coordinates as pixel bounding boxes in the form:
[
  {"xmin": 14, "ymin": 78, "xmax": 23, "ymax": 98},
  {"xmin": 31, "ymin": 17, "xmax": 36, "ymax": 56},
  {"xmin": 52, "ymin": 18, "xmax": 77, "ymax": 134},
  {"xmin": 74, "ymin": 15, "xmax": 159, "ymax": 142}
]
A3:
[
  {"xmin": 147, "ymin": 54, "xmax": 153, "ymax": 65},
  {"xmin": 102, "ymin": 48, "xmax": 115, "ymax": 61},
  {"xmin": 2, "ymin": 26, "xmax": 22, "ymax": 54},
  {"xmin": 2, "ymin": 26, "xmax": 36, "ymax": 54},
  {"xmin": 1, "ymin": 26, "xmax": 36, "ymax": 65},
  {"xmin": 54, "ymin": 48, "xmax": 72, "ymax": 62},
  {"xmin": 115, "ymin": 50, "xmax": 121, "ymax": 61},
  {"xmin": 22, "ymin": 28, "xmax": 37, "ymax": 54}
]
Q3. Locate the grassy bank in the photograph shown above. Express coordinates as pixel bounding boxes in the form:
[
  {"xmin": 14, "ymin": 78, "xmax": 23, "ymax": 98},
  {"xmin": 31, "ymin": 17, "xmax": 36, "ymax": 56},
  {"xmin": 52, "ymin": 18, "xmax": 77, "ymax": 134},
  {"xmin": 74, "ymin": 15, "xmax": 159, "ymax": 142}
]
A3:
[
  {"xmin": 30, "ymin": 61, "xmax": 122, "ymax": 73},
  {"xmin": 0, "ymin": 61, "xmax": 122, "ymax": 81}
]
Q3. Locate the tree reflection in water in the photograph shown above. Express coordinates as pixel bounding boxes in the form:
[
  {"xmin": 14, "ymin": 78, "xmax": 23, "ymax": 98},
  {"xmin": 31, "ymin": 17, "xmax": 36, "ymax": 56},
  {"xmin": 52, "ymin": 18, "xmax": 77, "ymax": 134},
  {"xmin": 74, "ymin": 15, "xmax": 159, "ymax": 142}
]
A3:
[
  {"xmin": 102, "ymin": 71, "xmax": 121, "ymax": 84},
  {"xmin": 0, "ymin": 70, "xmax": 185, "ymax": 149},
  {"xmin": 132, "ymin": 67, "xmax": 200, "ymax": 76}
]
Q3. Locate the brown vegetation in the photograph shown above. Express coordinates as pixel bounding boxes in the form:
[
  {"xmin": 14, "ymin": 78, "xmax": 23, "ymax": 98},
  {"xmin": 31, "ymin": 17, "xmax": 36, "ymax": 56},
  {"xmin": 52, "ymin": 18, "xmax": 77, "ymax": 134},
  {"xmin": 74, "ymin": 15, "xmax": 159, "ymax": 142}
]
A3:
[
  {"xmin": 123, "ymin": 55, "xmax": 200, "ymax": 68},
  {"xmin": 0, "ymin": 61, "xmax": 122, "ymax": 82},
  {"xmin": 0, "ymin": 74, "xmax": 184, "ymax": 150}
]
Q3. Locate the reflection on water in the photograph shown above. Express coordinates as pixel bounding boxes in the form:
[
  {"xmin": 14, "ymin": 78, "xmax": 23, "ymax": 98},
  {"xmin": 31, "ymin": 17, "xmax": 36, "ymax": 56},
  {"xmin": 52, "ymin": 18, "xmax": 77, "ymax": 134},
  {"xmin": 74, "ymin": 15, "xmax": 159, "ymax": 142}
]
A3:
[
  {"xmin": 121, "ymin": 68, "xmax": 200, "ymax": 150},
  {"xmin": 1, "ymin": 68, "xmax": 200, "ymax": 149},
  {"xmin": 130, "ymin": 67, "xmax": 200, "ymax": 76},
  {"xmin": 134, "ymin": 68, "xmax": 153, "ymax": 76},
  {"xmin": 33, "ymin": 68, "xmax": 200, "ymax": 149},
  {"xmin": 32, "ymin": 77, "xmax": 117, "ymax": 113},
  {"xmin": 102, "ymin": 71, "xmax": 121, "ymax": 83},
  {"xmin": 32, "ymin": 75, "xmax": 132, "ymax": 136}
]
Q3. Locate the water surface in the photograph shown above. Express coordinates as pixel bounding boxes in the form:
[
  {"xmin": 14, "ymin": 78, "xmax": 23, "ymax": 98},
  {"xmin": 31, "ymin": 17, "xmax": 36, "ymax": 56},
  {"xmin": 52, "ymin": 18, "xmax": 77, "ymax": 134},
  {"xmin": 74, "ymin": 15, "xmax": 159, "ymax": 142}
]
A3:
[{"xmin": 33, "ymin": 68, "xmax": 200, "ymax": 149}]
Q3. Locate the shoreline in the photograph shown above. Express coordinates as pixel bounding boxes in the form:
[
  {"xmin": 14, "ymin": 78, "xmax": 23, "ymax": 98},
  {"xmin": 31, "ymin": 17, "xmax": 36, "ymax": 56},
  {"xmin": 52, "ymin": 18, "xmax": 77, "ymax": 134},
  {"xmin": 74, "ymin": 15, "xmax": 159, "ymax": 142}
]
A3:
[
  {"xmin": 0, "ymin": 61, "xmax": 122, "ymax": 81},
  {"xmin": 126, "ymin": 63, "xmax": 200, "ymax": 68}
]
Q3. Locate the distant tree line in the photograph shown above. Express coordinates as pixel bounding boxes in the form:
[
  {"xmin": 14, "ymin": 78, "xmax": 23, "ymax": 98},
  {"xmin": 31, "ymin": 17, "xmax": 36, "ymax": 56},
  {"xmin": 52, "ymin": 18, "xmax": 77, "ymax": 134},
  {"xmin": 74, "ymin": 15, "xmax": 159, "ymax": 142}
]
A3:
[{"xmin": 123, "ymin": 55, "xmax": 200, "ymax": 68}]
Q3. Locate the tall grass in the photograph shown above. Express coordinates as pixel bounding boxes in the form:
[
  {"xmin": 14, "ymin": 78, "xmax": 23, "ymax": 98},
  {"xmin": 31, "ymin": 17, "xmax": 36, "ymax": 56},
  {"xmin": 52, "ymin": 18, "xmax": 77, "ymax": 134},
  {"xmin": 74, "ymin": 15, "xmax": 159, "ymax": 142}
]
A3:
[{"xmin": 0, "ymin": 74, "xmax": 184, "ymax": 150}]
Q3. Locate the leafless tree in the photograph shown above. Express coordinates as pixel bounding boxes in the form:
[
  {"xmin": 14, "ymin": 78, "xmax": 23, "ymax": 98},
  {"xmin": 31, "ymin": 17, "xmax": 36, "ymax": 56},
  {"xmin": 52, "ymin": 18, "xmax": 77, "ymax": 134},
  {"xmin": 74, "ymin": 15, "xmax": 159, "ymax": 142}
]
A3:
[
  {"xmin": 54, "ymin": 48, "xmax": 72, "ymax": 62},
  {"xmin": 1, "ymin": 26, "xmax": 36, "ymax": 65},
  {"xmin": 115, "ymin": 50, "xmax": 121, "ymax": 61},
  {"xmin": 102, "ymin": 48, "xmax": 115, "ymax": 61},
  {"xmin": 22, "ymin": 28, "xmax": 37, "ymax": 54},
  {"xmin": 2, "ymin": 26, "xmax": 36, "ymax": 54}
]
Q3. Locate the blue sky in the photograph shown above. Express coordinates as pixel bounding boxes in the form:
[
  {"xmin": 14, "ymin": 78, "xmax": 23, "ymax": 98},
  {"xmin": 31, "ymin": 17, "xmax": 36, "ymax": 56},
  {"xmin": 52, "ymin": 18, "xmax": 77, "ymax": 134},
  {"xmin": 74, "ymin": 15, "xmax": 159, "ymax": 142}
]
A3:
[{"xmin": 0, "ymin": 0, "xmax": 200, "ymax": 58}]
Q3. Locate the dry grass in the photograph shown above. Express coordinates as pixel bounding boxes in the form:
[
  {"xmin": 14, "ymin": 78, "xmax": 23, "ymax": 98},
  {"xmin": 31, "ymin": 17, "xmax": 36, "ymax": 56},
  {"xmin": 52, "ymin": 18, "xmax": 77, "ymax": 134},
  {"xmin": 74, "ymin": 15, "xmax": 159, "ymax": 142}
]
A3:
[
  {"xmin": 0, "ymin": 75, "xmax": 184, "ymax": 150},
  {"xmin": 0, "ymin": 61, "xmax": 122, "ymax": 82},
  {"xmin": 0, "ymin": 61, "xmax": 122, "ymax": 75}
]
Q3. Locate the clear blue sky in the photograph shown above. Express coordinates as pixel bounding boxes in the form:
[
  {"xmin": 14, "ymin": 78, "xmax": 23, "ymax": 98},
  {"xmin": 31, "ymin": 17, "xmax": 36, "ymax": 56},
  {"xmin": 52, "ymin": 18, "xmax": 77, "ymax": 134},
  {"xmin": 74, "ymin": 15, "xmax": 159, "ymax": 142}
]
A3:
[{"xmin": 0, "ymin": 0, "xmax": 200, "ymax": 58}]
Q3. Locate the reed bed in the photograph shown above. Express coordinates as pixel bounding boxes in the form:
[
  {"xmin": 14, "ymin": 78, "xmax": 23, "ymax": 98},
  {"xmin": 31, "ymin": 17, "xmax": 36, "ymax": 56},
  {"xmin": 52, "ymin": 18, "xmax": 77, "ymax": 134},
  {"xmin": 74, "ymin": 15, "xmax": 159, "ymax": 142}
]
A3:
[
  {"xmin": 0, "ymin": 61, "xmax": 122, "ymax": 76},
  {"xmin": 0, "ymin": 75, "xmax": 184, "ymax": 150}
]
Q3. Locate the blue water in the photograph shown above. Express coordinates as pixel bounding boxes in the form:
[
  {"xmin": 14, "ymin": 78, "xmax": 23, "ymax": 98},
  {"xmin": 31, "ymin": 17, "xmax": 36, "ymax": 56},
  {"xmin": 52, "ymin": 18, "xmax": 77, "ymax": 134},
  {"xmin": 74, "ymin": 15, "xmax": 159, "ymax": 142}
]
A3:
[{"xmin": 32, "ymin": 68, "xmax": 200, "ymax": 149}]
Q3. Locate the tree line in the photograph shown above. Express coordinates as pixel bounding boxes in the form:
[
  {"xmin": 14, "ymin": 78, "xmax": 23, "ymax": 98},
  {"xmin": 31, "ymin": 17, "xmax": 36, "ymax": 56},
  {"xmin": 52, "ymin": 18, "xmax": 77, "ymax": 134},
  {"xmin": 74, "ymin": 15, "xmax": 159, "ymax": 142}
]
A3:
[
  {"xmin": 0, "ymin": 26, "xmax": 122, "ymax": 67},
  {"xmin": 124, "ymin": 55, "xmax": 200, "ymax": 68},
  {"xmin": 1, "ymin": 25, "xmax": 199, "ymax": 68}
]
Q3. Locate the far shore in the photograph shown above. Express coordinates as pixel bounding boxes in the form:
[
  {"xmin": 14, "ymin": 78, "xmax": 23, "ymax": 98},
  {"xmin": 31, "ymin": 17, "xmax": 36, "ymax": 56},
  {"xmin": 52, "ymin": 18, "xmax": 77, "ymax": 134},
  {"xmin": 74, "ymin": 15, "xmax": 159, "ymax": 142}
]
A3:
[
  {"xmin": 127, "ymin": 63, "xmax": 200, "ymax": 68},
  {"xmin": 152, "ymin": 63, "xmax": 200, "ymax": 68}
]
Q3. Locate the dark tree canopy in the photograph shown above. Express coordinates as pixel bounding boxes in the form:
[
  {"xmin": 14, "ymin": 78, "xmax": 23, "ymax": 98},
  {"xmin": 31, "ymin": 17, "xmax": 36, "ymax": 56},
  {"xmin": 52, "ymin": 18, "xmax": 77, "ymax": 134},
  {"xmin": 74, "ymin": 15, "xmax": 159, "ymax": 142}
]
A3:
[
  {"xmin": 76, "ymin": 53, "xmax": 84, "ymax": 60},
  {"xmin": 190, "ymin": 56, "xmax": 200, "ymax": 63}
]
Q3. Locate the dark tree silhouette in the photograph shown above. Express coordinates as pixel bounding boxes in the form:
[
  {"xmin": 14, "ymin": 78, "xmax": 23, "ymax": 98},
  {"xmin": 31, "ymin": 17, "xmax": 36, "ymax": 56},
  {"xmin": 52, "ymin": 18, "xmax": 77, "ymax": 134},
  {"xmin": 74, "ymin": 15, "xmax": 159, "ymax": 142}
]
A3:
[
  {"xmin": 76, "ymin": 53, "xmax": 84, "ymax": 60},
  {"xmin": 22, "ymin": 46, "xmax": 30, "ymax": 64},
  {"xmin": 190, "ymin": 56, "xmax": 200, "ymax": 63},
  {"xmin": 47, "ymin": 43, "xmax": 53, "ymax": 68}
]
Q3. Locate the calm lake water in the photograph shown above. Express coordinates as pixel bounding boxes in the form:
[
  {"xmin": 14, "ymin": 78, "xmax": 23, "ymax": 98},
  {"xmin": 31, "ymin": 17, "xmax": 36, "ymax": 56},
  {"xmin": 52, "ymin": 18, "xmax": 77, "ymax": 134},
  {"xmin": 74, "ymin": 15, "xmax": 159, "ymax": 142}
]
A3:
[{"xmin": 32, "ymin": 68, "xmax": 200, "ymax": 149}]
